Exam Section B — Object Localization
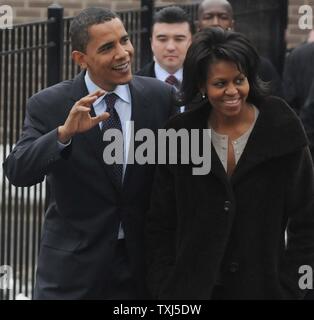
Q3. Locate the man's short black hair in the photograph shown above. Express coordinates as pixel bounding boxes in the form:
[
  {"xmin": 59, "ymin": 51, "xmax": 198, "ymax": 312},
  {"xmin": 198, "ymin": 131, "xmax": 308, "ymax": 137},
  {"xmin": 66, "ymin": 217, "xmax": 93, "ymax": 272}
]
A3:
[
  {"xmin": 153, "ymin": 6, "xmax": 195, "ymax": 35},
  {"xmin": 70, "ymin": 7, "xmax": 118, "ymax": 53}
]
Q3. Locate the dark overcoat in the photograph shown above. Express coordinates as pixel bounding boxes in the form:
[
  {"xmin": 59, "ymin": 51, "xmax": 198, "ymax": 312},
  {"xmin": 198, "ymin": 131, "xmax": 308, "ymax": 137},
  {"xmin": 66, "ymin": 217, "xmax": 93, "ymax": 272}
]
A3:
[{"xmin": 146, "ymin": 96, "xmax": 314, "ymax": 299}]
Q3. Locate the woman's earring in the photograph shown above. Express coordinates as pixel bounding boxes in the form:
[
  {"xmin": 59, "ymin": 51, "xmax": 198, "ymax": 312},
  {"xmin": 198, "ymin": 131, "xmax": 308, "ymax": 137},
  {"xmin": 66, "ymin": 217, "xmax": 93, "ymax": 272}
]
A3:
[{"xmin": 201, "ymin": 92, "xmax": 206, "ymax": 99}]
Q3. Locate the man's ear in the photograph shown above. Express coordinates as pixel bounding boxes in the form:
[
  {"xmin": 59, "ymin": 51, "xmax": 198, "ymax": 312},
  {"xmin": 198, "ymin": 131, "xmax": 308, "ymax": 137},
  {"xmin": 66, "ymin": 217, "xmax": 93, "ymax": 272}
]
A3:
[
  {"xmin": 150, "ymin": 36, "xmax": 153, "ymax": 50},
  {"xmin": 197, "ymin": 20, "xmax": 202, "ymax": 32},
  {"xmin": 72, "ymin": 50, "xmax": 87, "ymax": 69}
]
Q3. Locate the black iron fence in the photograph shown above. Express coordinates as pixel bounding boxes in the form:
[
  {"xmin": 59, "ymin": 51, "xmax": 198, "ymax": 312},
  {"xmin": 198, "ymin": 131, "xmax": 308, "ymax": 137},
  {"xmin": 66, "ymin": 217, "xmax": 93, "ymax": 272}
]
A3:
[
  {"xmin": 0, "ymin": 0, "xmax": 286, "ymax": 300},
  {"xmin": 0, "ymin": 19, "xmax": 51, "ymax": 300}
]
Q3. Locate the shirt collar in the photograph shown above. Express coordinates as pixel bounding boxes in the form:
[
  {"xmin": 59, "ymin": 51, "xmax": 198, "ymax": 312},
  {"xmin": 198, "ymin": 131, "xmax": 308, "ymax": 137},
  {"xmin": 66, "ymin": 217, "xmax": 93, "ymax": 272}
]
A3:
[
  {"xmin": 154, "ymin": 60, "xmax": 183, "ymax": 83},
  {"xmin": 84, "ymin": 71, "xmax": 131, "ymax": 107}
]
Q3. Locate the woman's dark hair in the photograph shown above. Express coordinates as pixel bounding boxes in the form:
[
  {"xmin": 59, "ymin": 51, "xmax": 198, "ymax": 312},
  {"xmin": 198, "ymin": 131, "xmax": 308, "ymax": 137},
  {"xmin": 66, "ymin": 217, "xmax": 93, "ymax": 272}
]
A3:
[{"xmin": 181, "ymin": 27, "xmax": 269, "ymax": 106}]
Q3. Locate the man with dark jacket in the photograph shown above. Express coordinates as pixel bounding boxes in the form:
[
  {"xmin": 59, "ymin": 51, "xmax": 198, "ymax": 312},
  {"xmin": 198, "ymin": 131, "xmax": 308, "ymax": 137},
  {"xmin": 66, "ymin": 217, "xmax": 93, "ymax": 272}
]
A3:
[
  {"xmin": 283, "ymin": 42, "xmax": 314, "ymax": 115},
  {"xmin": 300, "ymin": 81, "xmax": 314, "ymax": 160},
  {"xmin": 136, "ymin": 6, "xmax": 193, "ymax": 111},
  {"xmin": 3, "ymin": 7, "xmax": 175, "ymax": 299}
]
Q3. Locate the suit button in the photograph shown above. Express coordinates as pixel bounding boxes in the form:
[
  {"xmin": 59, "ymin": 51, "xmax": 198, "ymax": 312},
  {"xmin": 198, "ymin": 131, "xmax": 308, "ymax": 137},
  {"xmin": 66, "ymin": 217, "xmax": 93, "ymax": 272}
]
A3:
[
  {"xmin": 229, "ymin": 262, "xmax": 239, "ymax": 273},
  {"xmin": 224, "ymin": 200, "xmax": 231, "ymax": 212}
]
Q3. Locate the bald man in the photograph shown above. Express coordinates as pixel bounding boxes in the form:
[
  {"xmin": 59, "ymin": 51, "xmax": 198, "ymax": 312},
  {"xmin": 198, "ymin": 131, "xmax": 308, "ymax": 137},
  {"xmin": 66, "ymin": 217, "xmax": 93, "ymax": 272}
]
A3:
[
  {"xmin": 198, "ymin": 0, "xmax": 283, "ymax": 97},
  {"xmin": 198, "ymin": 0, "xmax": 234, "ymax": 31}
]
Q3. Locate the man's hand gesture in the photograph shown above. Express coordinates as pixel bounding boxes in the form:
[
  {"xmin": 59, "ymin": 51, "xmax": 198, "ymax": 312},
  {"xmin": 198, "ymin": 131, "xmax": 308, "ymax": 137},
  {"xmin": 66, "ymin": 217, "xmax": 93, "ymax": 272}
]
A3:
[{"xmin": 58, "ymin": 90, "xmax": 109, "ymax": 143}]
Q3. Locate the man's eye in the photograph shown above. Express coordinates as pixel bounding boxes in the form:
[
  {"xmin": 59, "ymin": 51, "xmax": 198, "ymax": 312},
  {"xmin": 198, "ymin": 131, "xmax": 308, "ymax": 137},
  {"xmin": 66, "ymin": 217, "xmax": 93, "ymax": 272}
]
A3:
[
  {"xmin": 213, "ymin": 82, "xmax": 224, "ymax": 87},
  {"xmin": 100, "ymin": 45, "xmax": 112, "ymax": 52}
]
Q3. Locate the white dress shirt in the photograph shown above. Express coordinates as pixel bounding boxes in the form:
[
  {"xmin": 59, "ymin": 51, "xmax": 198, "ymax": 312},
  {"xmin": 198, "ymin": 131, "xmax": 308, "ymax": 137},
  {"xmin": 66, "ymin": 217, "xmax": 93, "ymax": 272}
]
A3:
[
  {"xmin": 154, "ymin": 60, "xmax": 183, "ymax": 84},
  {"xmin": 85, "ymin": 72, "xmax": 132, "ymax": 239},
  {"xmin": 154, "ymin": 61, "xmax": 185, "ymax": 113},
  {"xmin": 85, "ymin": 71, "xmax": 132, "ymax": 179}
]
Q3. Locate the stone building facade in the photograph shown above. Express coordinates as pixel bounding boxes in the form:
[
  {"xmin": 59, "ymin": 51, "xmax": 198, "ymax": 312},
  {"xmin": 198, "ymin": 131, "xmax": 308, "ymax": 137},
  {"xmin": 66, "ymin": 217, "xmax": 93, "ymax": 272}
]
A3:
[
  {"xmin": 7, "ymin": 0, "xmax": 193, "ymax": 23},
  {"xmin": 2, "ymin": 0, "xmax": 314, "ymax": 49},
  {"xmin": 286, "ymin": 0, "xmax": 314, "ymax": 48}
]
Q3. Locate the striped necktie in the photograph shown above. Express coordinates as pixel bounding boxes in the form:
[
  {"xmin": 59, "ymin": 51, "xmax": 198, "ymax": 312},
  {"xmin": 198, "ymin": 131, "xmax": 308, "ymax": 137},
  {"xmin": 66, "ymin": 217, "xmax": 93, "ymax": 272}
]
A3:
[
  {"xmin": 102, "ymin": 93, "xmax": 123, "ymax": 187},
  {"xmin": 165, "ymin": 75, "xmax": 180, "ymax": 90}
]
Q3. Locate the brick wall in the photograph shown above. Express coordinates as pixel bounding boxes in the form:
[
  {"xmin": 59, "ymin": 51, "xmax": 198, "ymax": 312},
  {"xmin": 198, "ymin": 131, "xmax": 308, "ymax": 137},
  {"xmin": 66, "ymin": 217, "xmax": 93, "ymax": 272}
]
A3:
[
  {"xmin": 3, "ymin": 0, "xmax": 313, "ymax": 48},
  {"xmin": 286, "ymin": 0, "xmax": 314, "ymax": 48},
  {"xmin": 4, "ymin": 0, "xmax": 193, "ymax": 24}
]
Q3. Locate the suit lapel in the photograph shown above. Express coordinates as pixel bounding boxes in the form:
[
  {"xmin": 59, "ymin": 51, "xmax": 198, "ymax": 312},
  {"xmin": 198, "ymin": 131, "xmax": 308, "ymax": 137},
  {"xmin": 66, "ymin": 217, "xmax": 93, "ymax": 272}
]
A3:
[{"xmin": 150, "ymin": 62, "xmax": 157, "ymax": 78}]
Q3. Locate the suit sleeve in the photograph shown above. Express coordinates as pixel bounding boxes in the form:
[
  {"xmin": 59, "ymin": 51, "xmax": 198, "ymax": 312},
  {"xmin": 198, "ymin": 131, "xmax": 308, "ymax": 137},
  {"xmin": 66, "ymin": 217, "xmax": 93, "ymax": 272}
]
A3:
[
  {"xmin": 281, "ymin": 146, "xmax": 314, "ymax": 299},
  {"xmin": 146, "ymin": 162, "xmax": 177, "ymax": 298},
  {"xmin": 3, "ymin": 95, "xmax": 66, "ymax": 187},
  {"xmin": 300, "ymin": 83, "xmax": 314, "ymax": 160},
  {"xmin": 282, "ymin": 52, "xmax": 299, "ymax": 113},
  {"xmin": 259, "ymin": 57, "xmax": 283, "ymax": 98}
]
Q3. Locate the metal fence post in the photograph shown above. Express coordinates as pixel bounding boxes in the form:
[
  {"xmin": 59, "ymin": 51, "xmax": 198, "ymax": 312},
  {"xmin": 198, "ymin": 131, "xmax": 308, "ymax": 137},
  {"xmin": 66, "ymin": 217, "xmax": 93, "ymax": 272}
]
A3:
[
  {"xmin": 140, "ymin": 0, "xmax": 154, "ymax": 68},
  {"xmin": 47, "ymin": 4, "xmax": 64, "ymax": 86}
]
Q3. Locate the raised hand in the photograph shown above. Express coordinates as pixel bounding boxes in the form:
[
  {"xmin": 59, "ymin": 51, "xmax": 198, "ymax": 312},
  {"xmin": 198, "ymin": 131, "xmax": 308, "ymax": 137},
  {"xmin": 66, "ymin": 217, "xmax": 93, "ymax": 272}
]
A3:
[{"xmin": 58, "ymin": 90, "xmax": 110, "ymax": 143}]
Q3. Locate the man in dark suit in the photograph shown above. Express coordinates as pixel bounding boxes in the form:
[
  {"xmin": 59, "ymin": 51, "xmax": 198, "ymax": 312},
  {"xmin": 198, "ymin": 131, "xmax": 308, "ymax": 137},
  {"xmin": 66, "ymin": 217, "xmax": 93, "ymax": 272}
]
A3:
[
  {"xmin": 300, "ymin": 81, "xmax": 314, "ymax": 161},
  {"xmin": 283, "ymin": 42, "xmax": 314, "ymax": 115},
  {"xmin": 197, "ymin": 0, "xmax": 283, "ymax": 97},
  {"xmin": 136, "ymin": 6, "xmax": 194, "ymax": 111},
  {"xmin": 3, "ymin": 7, "xmax": 175, "ymax": 299}
]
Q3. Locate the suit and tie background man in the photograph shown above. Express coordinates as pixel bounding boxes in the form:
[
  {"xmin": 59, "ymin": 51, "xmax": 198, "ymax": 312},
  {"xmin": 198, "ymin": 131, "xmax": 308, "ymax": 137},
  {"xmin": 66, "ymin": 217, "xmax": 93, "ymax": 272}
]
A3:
[
  {"xmin": 136, "ymin": 6, "xmax": 194, "ymax": 105},
  {"xmin": 3, "ymin": 7, "xmax": 175, "ymax": 299}
]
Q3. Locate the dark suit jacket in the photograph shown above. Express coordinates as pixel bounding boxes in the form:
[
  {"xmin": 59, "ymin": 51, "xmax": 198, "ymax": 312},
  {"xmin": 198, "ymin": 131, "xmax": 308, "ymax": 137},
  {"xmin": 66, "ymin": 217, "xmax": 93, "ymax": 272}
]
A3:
[
  {"xmin": 136, "ymin": 62, "xmax": 184, "ymax": 111},
  {"xmin": 283, "ymin": 42, "xmax": 314, "ymax": 114},
  {"xmin": 136, "ymin": 61, "xmax": 156, "ymax": 78},
  {"xmin": 258, "ymin": 56, "xmax": 283, "ymax": 97},
  {"xmin": 3, "ymin": 71, "xmax": 176, "ymax": 299},
  {"xmin": 147, "ymin": 96, "xmax": 314, "ymax": 299},
  {"xmin": 300, "ymin": 80, "xmax": 314, "ymax": 160}
]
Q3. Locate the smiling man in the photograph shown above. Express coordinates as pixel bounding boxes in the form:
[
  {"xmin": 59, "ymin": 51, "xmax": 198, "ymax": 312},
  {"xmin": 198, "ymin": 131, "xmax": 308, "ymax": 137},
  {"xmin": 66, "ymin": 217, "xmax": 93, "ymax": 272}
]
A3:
[{"xmin": 3, "ymin": 7, "xmax": 176, "ymax": 299}]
